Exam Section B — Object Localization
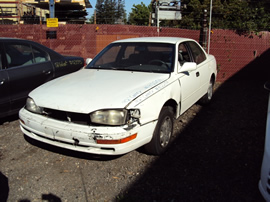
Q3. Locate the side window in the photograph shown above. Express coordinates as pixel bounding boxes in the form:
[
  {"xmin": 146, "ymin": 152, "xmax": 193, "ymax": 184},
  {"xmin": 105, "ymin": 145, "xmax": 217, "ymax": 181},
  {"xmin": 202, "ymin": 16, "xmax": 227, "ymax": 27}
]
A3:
[
  {"xmin": 32, "ymin": 46, "xmax": 49, "ymax": 63},
  {"xmin": 178, "ymin": 43, "xmax": 191, "ymax": 66},
  {"xmin": 187, "ymin": 41, "xmax": 206, "ymax": 64},
  {"xmin": 5, "ymin": 43, "xmax": 49, "ymax": 69},
  {"xmin": 5, "ymin": 43, "xmax": 34, "ymax": 68}
]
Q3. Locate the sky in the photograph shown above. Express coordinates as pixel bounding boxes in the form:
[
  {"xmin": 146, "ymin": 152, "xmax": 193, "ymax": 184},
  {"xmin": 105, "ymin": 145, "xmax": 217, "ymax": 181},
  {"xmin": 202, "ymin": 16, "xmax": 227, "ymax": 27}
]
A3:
[{"xmin": 87, "ymin": 0, "xmax": 151, "ymax": 17}]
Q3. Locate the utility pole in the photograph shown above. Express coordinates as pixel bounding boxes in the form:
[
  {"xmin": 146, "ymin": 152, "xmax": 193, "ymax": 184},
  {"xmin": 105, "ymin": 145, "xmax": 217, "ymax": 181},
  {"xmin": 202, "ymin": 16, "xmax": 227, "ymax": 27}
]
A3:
[
  {"xmin": 47, "ymin": 0, "xmax": 57, "ymax": 39},
  {"xmin": 208, "ymin": 0, "xmax": 213, "ymax": 54},
  {"xmin": 49, "ymin": 0, "xmax": 55, "ymax": 18},
  {"xmin": 156, "ymin": 2, "xmax": 160, "ymax": 34},
  {"xmin": 202, "ymin": 9, "xmax": 208, "ymax": 50},
  {"xmin": 94, "ymin": 10, "xmax": 96, "ymax": 24}
]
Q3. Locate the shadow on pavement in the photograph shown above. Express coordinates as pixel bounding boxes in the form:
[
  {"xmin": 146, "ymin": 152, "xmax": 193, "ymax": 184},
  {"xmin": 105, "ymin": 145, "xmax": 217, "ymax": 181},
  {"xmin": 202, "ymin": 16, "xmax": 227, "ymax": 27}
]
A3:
[
  {"xmin": 116, "ymin": 50, "xmax": 270, "ymax": 201},
  {"xmin": 0, "ymin": 114, "xmax": 18, "ymax": 125},
  {"xmin": 0, "ymin": 172, "xmax": 9, "ymax": 202},
  {"xmin": 18, "ymin": 193, "xmax": 61, "ymax": 202}
]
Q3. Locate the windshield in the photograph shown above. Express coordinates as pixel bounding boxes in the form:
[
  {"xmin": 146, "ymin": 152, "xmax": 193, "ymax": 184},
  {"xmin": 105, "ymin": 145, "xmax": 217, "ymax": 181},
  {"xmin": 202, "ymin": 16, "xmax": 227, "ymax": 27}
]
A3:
[{"xmin": 86, "ymin": 42, "xmax": 175, "ymax": 73}]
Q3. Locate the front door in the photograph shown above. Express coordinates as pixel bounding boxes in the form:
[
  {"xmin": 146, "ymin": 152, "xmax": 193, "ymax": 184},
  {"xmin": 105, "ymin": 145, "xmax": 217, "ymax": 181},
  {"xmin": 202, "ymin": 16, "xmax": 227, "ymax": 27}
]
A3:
[{"xmin": 178, "ymin": 42, "xmax": 201, "ymax": 114}]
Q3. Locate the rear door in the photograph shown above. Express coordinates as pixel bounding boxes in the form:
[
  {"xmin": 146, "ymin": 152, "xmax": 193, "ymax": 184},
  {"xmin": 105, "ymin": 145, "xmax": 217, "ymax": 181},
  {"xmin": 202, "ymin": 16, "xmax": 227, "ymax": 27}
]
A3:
[{"xmin": 4, "ymin": 41, "xmax": 54, "ymax": 111}]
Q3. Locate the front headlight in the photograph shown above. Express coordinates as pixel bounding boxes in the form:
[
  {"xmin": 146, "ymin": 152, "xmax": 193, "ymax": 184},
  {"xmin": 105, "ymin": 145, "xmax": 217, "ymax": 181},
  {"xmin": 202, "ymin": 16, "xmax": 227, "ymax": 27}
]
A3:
[
  {"xmin": 90, "ymin": 109, "xmax": 128, "ymax": 126},
  {"xmin": 25, "ymin": 97, "xmax": 43, "ymax": 114}
]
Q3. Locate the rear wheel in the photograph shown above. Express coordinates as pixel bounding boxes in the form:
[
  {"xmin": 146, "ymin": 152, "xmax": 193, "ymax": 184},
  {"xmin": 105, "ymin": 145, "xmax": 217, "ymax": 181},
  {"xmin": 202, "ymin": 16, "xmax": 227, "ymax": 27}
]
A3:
[
  {"xmin": 199, "ymin": 80, "xmax": 214, "ymax": 104},
  {"xmin": 144, "ymin": 106, "xmax": 174, "ymax": 155}
]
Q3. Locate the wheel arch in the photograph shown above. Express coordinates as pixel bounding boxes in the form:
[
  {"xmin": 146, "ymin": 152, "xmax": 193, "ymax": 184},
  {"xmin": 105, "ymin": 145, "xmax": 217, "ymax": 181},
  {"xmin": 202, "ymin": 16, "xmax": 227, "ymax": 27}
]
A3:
[
  {"xmin": 210, "ymin": 73, "xmax": 216, "ymax": 84},
  {"xmin": 163, "ymin": 99, "xmax": 178, "ymax": 119}
]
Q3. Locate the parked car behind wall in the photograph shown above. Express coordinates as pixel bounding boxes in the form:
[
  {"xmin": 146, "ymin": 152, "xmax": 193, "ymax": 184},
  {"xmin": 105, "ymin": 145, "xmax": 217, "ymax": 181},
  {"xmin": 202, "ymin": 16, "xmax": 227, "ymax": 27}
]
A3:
[{"xmin": 0, "ymin": 38, "xmax": 84, "ymax": 118}]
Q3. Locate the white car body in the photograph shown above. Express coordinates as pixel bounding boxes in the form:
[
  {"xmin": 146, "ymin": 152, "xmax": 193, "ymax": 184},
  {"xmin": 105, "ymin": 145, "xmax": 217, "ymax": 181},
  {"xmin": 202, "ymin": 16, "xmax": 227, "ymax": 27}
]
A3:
[
  {"xmin": 259, "ymin": 82, "xmax": 270, "ymax": 201},
  {"xmin": 19, "ymin": 37, "xmax": 217, "ymax": 155}
]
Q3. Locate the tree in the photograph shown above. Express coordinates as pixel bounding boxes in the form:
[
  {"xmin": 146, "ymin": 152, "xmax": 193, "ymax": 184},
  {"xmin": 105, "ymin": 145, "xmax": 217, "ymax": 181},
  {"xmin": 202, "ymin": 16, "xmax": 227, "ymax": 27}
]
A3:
[
  {"xmin": 247, "ymin": 0, "xmax": 270, "ymax": 31},
  {"xmin": 181, "ymin": 0, "xmax": 202, "ymax": 29},
  {"xmin": 95, "ymin": 0, "xmax": 126, "ymax": 24},
  {"xmin": 171, "ymin": 0, "xmax": 270, "ymax": 32},
  {"xmin": 128, "ymin": 2, "xmax": 151, "ymax": 26},
  {"xmin": 115, "ymin": 0, "xmax": 126, "ymax": 23},
  {"xmin": 95, "ymin": 0, "xmax": 106, "ymax": 24}
]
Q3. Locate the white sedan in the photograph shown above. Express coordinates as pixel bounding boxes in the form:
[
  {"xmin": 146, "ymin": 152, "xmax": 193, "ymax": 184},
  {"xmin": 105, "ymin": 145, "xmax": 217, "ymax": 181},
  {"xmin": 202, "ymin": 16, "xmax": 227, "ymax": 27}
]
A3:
[{"xmin": 19, "ymin": 37, "xmax": 217, "ymax": 155}]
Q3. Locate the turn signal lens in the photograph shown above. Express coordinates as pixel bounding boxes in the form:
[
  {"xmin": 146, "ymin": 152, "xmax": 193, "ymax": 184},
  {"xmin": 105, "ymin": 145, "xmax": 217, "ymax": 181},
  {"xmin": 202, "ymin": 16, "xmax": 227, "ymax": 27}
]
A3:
[{"xmin": 96, "ymin": 133, "xmax": 137, "ymax": 144}]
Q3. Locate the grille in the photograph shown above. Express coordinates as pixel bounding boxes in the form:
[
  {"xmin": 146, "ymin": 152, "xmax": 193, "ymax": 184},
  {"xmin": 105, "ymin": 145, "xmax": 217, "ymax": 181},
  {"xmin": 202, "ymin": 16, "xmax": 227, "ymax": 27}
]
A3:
[{"xmin": 43, "ymin": 108, "xmax": 90, "ymax": 125}]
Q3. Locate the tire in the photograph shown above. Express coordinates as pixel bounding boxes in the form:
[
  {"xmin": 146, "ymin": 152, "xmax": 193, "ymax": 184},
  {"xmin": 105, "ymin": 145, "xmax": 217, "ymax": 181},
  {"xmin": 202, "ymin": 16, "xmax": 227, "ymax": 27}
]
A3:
[
  {"xmin": 199, "ymin": 80, "xmax": 214, "ymax": 104},
  {"xmin": 144, "ymin": 106, "xmax": 174, "ymax": 155}
]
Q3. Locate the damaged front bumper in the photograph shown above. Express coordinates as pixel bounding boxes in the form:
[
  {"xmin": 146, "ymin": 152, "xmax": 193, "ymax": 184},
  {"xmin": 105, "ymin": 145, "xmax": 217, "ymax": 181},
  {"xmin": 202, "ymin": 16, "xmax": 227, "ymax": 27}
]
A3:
[{"xmin": 19, "ymin": 108, "xmax": 157, "ymax": 155}]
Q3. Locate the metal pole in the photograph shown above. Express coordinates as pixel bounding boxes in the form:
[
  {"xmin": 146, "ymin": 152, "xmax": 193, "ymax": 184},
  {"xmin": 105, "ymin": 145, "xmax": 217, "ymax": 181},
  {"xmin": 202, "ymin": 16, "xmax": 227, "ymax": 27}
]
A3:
[
  {"xmin": 49, "ymin": 0, "xmax": 55, "ymax": 18},
  {"xmin": 203, "ymin": 9, "xmax": 207, "ymax": 50},
  {"xmin": 156, "ymin": 1, "xmax": 159, "ymax": 35},
  {"xmin": 94, "ymin": 9, "xmax": 96, "ymax": 24},
  {"xmin": 207, "ymin": 0, "xmax": 212, "ymax": 54}
]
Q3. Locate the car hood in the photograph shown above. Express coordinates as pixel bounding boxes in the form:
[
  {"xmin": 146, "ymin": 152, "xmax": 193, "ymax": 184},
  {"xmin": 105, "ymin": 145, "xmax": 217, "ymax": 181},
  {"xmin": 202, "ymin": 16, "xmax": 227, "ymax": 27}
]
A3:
[{"xmin": 30, "ymin": 69, "xmax": 170, "ymax": 113}]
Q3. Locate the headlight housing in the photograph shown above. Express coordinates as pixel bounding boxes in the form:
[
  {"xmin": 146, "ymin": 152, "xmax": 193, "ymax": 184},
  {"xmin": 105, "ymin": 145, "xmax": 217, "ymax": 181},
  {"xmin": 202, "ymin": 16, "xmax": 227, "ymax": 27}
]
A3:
[
  {"xmin": 90, "ymin": 109, "xmax": 128, "ymax": 126},
  {"xmin": 25, "ymin": 97, "xmax": 43, "ymax": 114}
]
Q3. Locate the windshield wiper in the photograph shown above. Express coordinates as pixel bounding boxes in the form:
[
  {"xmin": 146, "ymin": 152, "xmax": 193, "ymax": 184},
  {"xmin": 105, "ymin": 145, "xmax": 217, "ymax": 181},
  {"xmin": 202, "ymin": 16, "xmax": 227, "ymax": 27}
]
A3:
[
  {"xmin": 110, "ymin": 67, "xmax": 128, "ymax": 71},
  {"xmin": 87, "ymin": 65, "xmax": 101, "ymax": 69}
]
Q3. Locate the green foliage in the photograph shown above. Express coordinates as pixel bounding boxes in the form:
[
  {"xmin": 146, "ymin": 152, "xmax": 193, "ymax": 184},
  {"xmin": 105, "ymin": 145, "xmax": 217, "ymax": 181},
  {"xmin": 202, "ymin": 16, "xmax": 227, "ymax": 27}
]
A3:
[
  {"xmin": 95, "ymin": 0, "xmax": 126, "ymax": 24},
  {"xmin": 128, "ymin": 3, "xmax": 151, "ymax": 26},
  {"xmin": 163, "ymin": 0, "xmax": 270, "ymax": 32},
  {"xmin": 93, "ymin": 0, "xmax": 270, "ymax": 32}
]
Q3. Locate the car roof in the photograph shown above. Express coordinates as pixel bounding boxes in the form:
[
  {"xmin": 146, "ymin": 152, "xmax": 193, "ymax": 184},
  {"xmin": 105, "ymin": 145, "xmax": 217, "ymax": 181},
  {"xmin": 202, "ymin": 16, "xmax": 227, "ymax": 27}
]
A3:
[
  {"xmin": 0, "ymin": 37, "xmax": 30, "ymax": 41},
  {"xmin": 113, "ymin": 37, "xmax": 195, "ymax": 44},
  {"xmin": 0, "ymin": 37, "xmax": 63, "ymax": 59}
]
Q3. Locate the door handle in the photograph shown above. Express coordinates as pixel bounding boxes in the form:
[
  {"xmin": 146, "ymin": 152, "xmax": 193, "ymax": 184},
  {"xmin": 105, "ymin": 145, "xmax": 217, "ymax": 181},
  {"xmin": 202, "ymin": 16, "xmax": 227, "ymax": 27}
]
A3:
[
  {"xmin": 196, "ymin": 72, "xmax": 200, "ymax": 77},
  {"xmin": 43, "ymin": 70, "xmax": 51, "ymax": 75}
]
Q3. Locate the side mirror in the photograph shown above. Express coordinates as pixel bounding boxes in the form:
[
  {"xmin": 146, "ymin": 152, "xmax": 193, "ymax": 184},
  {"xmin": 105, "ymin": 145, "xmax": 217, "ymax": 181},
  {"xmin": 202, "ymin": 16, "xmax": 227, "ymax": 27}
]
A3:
[
  {"xmin": 86, "ymin": 58, "xmax": 92, "ymax": 65},
  {"xmin": 178, "ymin": 62, "xmax": 197, "ymax": 73}
]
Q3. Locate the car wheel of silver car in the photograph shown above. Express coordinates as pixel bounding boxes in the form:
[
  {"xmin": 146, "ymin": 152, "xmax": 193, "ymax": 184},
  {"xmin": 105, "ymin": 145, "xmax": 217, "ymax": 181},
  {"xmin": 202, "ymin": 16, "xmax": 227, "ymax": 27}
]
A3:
[
  {"xmin": 144, "ymin": 106, "xmax": 174, "ymax": 155},
  {"xmin": 199, "ymin": 79, "xmax": 214, "ymax": 104}
]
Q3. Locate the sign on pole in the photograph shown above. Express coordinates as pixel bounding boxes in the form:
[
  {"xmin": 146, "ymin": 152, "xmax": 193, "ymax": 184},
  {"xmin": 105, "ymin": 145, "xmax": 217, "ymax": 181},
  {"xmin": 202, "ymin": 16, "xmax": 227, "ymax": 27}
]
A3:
[{"xmin": 46, "ymin": 18, "xmax": 58, "ymax": 27}]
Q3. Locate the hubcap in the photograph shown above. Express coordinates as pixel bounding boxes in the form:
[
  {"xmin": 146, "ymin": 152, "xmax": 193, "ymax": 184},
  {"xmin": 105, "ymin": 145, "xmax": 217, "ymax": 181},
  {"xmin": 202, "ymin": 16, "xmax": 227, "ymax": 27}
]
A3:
[
  {"xmin": 208, "ymin": 83, "xmax": 213, "ymax": 100},
  {"xmin": 159, "ymin": 116, "xmax": 172, "ymax": 148}
]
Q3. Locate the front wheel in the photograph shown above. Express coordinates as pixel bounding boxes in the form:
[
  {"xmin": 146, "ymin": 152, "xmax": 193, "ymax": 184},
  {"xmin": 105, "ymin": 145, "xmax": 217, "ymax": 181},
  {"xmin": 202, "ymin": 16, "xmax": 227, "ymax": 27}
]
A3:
[{"xmin": 144, "ymin": 106, "xmax": 174, "ymax": 155}]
